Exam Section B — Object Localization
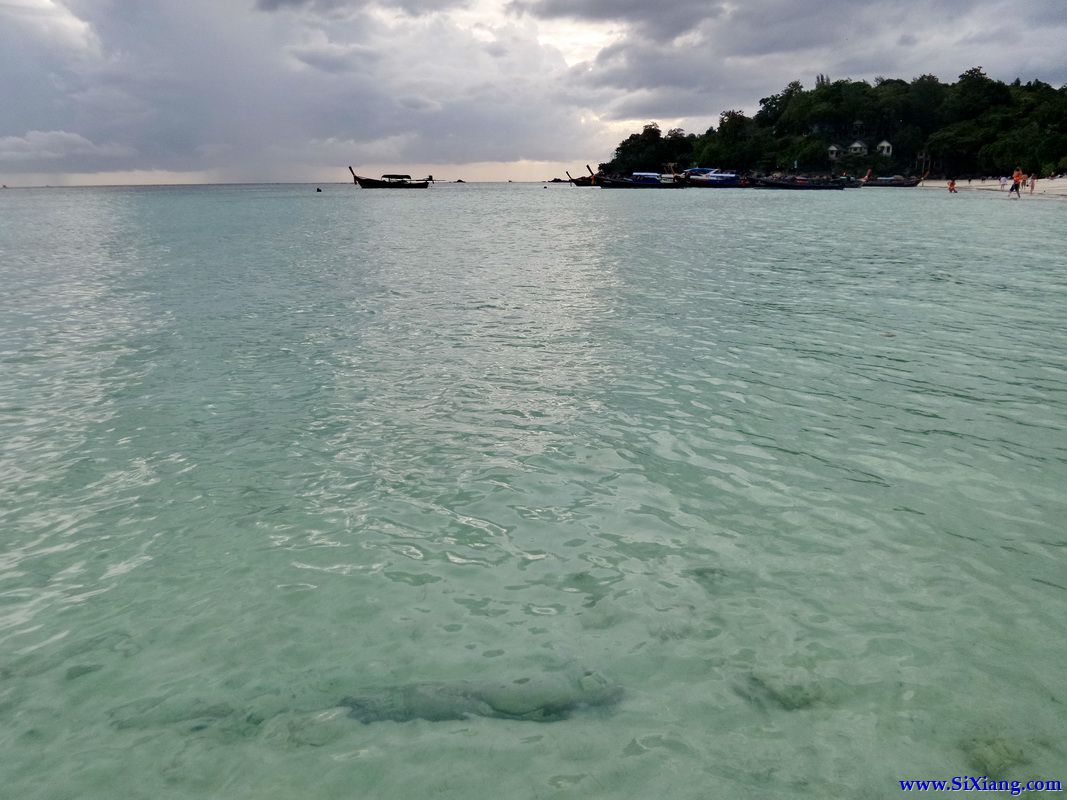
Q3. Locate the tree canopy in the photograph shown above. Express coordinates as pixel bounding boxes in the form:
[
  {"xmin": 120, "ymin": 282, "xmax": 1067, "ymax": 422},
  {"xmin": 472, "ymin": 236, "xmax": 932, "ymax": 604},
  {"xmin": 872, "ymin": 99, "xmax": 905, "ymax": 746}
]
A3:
[{"xmin": 598, "ymin": 69, "xmax": 1067, "ymax": 177}]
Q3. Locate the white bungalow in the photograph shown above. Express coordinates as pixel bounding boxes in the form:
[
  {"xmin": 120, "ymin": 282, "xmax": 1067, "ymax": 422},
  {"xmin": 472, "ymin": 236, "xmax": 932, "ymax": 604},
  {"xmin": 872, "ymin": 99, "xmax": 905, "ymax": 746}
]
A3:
[
  {"xmin": 849, "ymin": 140, "xmax": 868, "ymax": 156},
  {"xmin": 827, "ymin": 144, "xmax": 842, "ymax": 161},
  {"xmin": 876, "ymin": 140, "xmax": 893, "ymax": 156}
]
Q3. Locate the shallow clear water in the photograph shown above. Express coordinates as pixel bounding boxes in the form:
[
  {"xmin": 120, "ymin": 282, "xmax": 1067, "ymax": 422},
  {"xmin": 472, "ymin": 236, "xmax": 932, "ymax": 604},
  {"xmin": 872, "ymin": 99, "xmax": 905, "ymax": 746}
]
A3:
[{"xmin": 1, "ymin": 183, "xmax": 1065, "ymax": 799}]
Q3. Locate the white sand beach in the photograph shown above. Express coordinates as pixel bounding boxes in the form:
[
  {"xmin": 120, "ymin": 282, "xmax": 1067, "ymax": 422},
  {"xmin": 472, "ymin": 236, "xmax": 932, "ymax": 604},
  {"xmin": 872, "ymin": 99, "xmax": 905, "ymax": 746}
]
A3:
[{"xmin": 920, "ymin": 177, "xmax": 1067, "ymax": 197}]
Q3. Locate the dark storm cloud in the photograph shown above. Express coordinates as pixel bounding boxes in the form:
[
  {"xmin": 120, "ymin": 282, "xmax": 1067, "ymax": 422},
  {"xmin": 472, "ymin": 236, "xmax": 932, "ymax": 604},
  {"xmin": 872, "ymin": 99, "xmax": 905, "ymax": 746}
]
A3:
[
  {"xmin": 287, "ymin": 41, "xmax": 382, "ymax": 72},
  {"xmin": 508, "ymin": 0, "xmax": 983, "ymax": 35},
  {"xmin": 551, "ymin": 0, "xmax": 1067, "ymax": 119},
  {"xmin": 1015, "ymin": 0, "xmax": 1067, "ymax": 25},
  {"xmin": 604, "ymin": 89, "xmax": 719, "ymax": 125},
  {"xmin": 508, "ymin": 0, "xmax": 726, "ymax": 40},
  {"xmin": 256, "ymin": 0, "xmax": 468, "ymax": 15},
  {"xmin": 508, "ymin": 0, "xmax": 1067, "ymax": 70}
]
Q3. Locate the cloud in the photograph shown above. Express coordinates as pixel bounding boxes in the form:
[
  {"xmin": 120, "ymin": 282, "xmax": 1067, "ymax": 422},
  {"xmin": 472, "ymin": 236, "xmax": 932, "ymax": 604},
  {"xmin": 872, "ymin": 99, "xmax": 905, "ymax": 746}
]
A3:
[
  {"xmin": 0, "ymin": 130, "xmax": 134, "ymax": 166},
  {"xmin": 508, "ymin": 0, "xmax": 726, "ymax": 41},
  {"xmin": 0, "ymin": 0, "xmax": 100, "ymax": 53},
  {"xmin": 286, "ymin": 39, "xmax": 382, "ymax": 72},
  {"xmin": 549, "ymin": 0, "xmax": 1067, "ymax": 122},
  {"xmin": 255, "ymin": 0, "xmax": 468, "ymax": 16}
]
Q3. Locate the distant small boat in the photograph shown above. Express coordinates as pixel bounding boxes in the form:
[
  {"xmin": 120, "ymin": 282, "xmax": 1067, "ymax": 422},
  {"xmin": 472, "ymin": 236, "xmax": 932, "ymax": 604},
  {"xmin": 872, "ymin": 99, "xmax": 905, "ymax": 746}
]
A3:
[
  {"xmin": 597, "ymin": 172, "xmax": 685, "ymax": 189},
  {"xmin": 683, "ymin": 167, "xmax": 742, "ymax": 187},
  {"xmin": 349, "ymin": 167, "xmax": 432, "ymax": 188}
]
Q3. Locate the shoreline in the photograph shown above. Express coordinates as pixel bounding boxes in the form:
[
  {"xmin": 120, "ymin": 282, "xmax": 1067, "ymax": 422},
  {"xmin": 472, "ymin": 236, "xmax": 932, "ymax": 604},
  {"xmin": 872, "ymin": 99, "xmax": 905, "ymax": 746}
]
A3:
[{"xmin": 919, "ymin": 178, "xmax": 1067, "ymax": 198}]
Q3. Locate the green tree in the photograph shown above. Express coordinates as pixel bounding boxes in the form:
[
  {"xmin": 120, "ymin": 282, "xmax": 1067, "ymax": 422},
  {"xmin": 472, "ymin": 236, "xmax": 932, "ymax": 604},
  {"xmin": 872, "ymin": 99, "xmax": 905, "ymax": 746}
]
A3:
[
  {"xmin": 697, "ymin": 110, "xmax": 768, "ymax": 170},
  {"xmin": 942, "ymin": 67, "xmax": 1011, "ymax": 123},
  {"xmin": 598, "ymin": 122, "xmax": 699, "ymax": 174},
  {"xmin": 872, "ymin": 78, "xmax": 910, "ymax": 136},
  {"xmin": 904, "ymin": 74, "xmax": 947, "ymax": 135},
  {"xmin": 599, "ymin": 68, "xmax": 1067, "ymax": 178},
  {"xmin": 755, "ymin": 81, "xmax": 805, "ymax": 129}
]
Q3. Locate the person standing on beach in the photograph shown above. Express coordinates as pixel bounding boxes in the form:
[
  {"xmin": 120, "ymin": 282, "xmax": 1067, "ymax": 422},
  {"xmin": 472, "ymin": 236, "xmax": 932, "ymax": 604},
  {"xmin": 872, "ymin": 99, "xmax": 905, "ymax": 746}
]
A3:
[
  {"xmin": 1030, "ymin": 173, "xmax": 1037, "ymax": 194},
  {"xmin": 1009, "ymin": 167, "xmax": 1022, "ymax": 198}
]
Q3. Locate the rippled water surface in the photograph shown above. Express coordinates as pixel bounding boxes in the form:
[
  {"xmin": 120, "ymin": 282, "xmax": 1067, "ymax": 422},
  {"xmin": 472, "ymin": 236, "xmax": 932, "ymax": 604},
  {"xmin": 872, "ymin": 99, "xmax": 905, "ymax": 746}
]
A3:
[{"xmin": 1, "ymin": 183, "xmax": 1065, "ymax": 799}]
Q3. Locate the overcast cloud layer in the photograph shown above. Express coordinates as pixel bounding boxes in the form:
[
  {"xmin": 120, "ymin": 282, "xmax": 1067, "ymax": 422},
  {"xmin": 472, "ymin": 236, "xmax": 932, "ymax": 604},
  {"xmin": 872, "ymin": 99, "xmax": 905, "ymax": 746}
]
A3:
[{"xmin": 1, "ymin": 0, "xmax": 1064, "ymax": 183}]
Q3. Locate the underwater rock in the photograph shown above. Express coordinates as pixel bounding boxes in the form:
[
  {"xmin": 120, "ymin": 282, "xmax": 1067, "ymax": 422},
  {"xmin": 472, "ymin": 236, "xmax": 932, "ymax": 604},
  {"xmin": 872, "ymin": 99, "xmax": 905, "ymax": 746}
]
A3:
[
  {"xmin": 737, "ymin": 672, "xmax": 834, "ymax": 711},
  {"xmin": 109, "ymin": 668, "xmax": 622, "ymax": 733},
  {"xmin": 110, "ymin": 696, "xmax": 240, "ymax": 730},
  {"xmin": 65, "ymin": 664, "xmax": 103, "ymax": 681},
  {"xmin": 684, "ymin": 567, "xmax": 728, "ymax": 594},
  {"xmin": 261, "ymin": 708, "xmax": 354, "ymax": 747},
  {"xmin": 961, "ymin": 737, "xmax": 1031, "ymax": 778},
  {"xmin": 342, "ymin": 669, "xmax": 623, "ymax": 723}
]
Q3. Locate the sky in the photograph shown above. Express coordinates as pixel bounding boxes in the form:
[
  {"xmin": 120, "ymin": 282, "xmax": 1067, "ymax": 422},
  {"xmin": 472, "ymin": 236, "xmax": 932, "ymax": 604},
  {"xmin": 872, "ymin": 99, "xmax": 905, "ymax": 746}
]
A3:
[{"xmin": 1, "ymin": 0, "xmax": 1065, "ymax": 185}]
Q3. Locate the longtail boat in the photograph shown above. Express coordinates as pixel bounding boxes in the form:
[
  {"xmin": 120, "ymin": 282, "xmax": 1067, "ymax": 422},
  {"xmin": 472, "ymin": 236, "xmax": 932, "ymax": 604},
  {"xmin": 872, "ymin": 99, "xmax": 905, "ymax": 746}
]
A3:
[
  {"xmin": 566, "ymin": 165, "xmax": 601, "ymax": 186},
  {"xmin": 683, "ymin": 168, "xmax": 743, "ymax": 187},
  {"xmin": 349, "ymin": 167, "xmax": 432, "ymax": 188},
  {"xmin": 750, "ymin": 176, "xmax": 844, "ymax": 190},
  {"xmin": 597, "ymin": 171, "xmax": 685, "ymax": 188},
  {"xmin": 860, "ymin": 169, "xmax": 924, "ymax": 187}
]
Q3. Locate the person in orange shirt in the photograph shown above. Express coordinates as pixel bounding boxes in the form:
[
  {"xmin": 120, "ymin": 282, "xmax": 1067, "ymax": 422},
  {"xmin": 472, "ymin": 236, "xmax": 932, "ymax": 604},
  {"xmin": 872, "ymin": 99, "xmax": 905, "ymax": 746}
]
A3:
[{"xmin": 1009, "ymin": 167, "xmax": 1023, "ymax": 197}]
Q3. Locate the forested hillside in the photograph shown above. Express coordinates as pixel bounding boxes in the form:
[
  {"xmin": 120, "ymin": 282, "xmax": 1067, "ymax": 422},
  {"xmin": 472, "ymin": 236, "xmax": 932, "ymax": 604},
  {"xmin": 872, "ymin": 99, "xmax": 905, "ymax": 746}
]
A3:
[{"xmin": 599, "ymin": 69, "xmax": 1067, "ymax": 178}]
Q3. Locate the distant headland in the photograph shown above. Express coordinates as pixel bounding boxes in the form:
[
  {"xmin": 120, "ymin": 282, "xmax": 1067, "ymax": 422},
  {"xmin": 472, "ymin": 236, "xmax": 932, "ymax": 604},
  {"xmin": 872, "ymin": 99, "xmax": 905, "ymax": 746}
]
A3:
[{"xmin": 597, "ymin": 68, "xmax": 1067, "ymax": 179}]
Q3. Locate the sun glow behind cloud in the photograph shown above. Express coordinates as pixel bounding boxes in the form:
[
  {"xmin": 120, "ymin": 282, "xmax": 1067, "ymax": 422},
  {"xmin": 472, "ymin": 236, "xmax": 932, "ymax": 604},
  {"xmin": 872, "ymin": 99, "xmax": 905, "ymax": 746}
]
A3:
[
  {"xmin": 1, "ymin": 0, "xmax": 99, "ymax": 53},
  {"xmin": 444, "ymin": 0, "xmax": 614, "ymax": 66},
  {"xmin": 522, "ymin": 17, "xmax": 619, "ymax": 67}
]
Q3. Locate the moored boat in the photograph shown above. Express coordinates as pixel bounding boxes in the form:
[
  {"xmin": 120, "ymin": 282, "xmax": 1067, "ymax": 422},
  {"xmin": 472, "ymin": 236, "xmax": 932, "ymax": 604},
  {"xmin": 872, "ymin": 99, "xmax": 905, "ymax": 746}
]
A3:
[
  {"xmin": 566, "ymin": 165, "xmax": 600, "ymax": 186},
  {"xmin": 683, "ymin": 167, "xmax": 743, "ymax": 187},
  {"xmin": 834, "ymin": 175, "xmax": 865, "ymax": 188},
  {"xmin": 861, "ymin": 174, "xmax": 923, "ymax": 187},
  {"xmin": 349, "ymin": 167, "xmax": 432, "ymax": 188},
  {"xmin": 597, "ymin": 172, "xmax": 685, "ymax": 188},
  {"xmin": 751, "ymin": 176, "xmax": 844, "ymax": 190},
  {"xmin": 860, "ymin": 169, "xmax": 923, "ymax": 187}
]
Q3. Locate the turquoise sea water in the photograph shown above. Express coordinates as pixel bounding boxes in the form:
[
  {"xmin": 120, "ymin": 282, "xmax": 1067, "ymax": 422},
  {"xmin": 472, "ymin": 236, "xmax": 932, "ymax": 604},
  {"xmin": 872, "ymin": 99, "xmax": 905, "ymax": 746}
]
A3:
[{"xmin": 1, "ymin": 183, "xmax": 1065, "ymax": 799}]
